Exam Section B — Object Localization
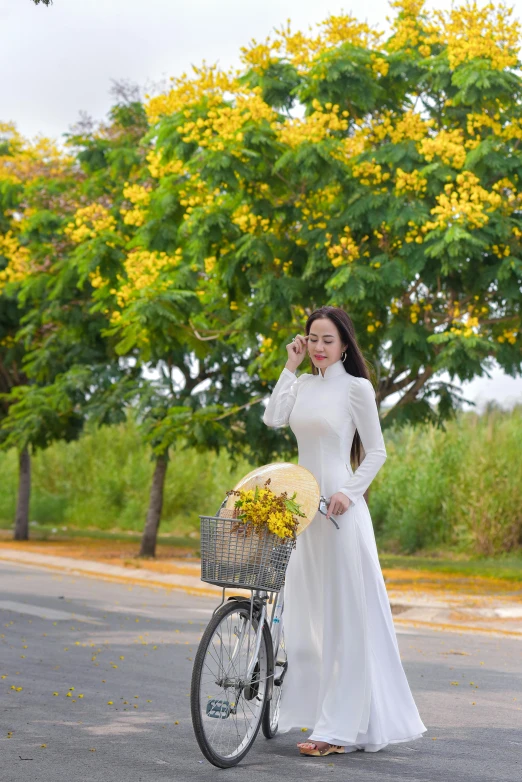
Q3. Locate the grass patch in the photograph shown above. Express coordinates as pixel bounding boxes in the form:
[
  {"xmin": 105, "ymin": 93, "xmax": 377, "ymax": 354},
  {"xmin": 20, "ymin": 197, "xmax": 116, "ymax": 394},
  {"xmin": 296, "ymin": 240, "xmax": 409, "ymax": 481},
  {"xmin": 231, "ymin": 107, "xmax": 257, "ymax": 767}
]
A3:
[{"xmin": 379, "ymin": 552, "xmax": 522, "ymax": 582}]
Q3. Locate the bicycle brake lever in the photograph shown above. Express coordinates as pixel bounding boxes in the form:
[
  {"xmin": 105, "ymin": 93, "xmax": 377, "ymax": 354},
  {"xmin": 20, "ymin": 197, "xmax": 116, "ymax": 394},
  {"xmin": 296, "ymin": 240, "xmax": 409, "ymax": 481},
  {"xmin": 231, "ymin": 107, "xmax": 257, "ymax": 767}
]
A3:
[{"xmin": 318, "ymin": 496, "xmax": 340, "ymax": 529}]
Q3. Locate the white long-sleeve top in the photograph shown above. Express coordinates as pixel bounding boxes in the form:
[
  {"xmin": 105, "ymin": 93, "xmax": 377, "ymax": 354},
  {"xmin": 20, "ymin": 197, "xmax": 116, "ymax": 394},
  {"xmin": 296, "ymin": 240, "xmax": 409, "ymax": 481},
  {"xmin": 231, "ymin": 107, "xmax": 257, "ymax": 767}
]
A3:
[{"xmin": 262, "ymin": 359, "xmax": 387, "ymax": 506}]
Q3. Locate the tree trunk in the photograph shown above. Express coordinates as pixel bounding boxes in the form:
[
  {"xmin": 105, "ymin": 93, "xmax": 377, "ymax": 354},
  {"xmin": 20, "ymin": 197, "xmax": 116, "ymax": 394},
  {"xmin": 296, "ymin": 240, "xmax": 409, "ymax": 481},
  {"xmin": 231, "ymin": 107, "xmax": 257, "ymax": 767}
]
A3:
[
  {"xmin": 14, "ymin": 447, "xmax": 31, "ymax": 541},
  {"xmin": 139, "ymin": 453, "xmax": 168, "ymax": 557}
]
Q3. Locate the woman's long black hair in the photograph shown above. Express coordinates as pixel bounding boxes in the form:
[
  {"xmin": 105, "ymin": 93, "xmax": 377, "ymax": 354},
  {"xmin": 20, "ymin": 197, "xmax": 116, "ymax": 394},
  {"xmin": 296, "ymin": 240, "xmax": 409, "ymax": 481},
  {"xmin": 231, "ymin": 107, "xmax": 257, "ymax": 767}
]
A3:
[{"xmin": 304, "ymin": 305, "xmax": 376, "ymax": 471}]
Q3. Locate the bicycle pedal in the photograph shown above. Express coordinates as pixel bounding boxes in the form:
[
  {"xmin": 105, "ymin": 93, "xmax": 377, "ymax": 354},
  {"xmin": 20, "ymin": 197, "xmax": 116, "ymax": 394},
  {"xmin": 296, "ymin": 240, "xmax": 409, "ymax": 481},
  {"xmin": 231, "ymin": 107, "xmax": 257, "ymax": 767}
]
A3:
[{"xmin": 206, "ymin": 698, "xmax": 231, "ymax": 719}]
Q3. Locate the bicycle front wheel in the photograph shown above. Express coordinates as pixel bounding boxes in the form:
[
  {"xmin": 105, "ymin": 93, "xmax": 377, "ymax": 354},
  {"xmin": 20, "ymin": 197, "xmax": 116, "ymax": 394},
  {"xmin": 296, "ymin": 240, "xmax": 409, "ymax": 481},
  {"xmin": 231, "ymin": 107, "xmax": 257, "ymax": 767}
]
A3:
[{"xmin": 190, "ymin": 599, "xmax": 273, "ymax": 768}]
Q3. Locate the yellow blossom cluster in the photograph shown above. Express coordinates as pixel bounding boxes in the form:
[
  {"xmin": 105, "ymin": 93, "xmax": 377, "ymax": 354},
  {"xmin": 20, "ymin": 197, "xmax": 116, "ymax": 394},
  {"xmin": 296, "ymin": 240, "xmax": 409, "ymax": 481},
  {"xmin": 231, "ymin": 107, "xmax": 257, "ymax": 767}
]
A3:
[
  {"xmin": 385, "ymin": 0, "xmax": 440, "ymax": 57},
  {"xmin": 395, "ymin": 168, "xmax": 427, "ymax": 195},
  {"xmin": 423, "ymin": 171, "xmax": 502, "ymax": 232},
  {"xmin": 329, "ymin": 132, "xmax": 368, "ymax": 164},
  {"xmin": 390, "ymin": 298, "xmax": 401, "ymax": 315},
  {"xmin": 125, "ymin": 247, "xmax": 183, "ymax": 291},
  {"xmin": 204, "ymin": 256, "xmax": 216, "ymax": 274},
  {"xmin": 177, "ymin": 89, "xmax": 277, "ymax": 152},
  {"xmin": 315, "ymin": 13, "xmax": 383, "ymax": 50},
  {"xmin": 370, "ymin": 53, "xmax": 390, "ymax": 76},
  {"xmin": 293, "ymin": 183, "xmax": 341, "ymax": 235},
  {"xmin": 239, "ymin": 36, "xmax": 283, "ymax": 70},
  {"xmin": 497, "ymin": 328, "xmax": 518, "ymax": 344},
  {"xmin": 240, "ymin": 15, "xmax": 382, "ymax": 74},
  {"xmin": 465, "ymin": 109, "xmax": 522, "ymax": 144},
  {"xmin": 231, "ymin": 204, "xmax": 271, "ymax": 234},
  {"xmin": 0, "ymin": 231, "xmax": 31, "ymax": 288},
  {"xmin": 120, "ymin": 183, "xmax": 152, "ymax": 227},
  {"xmin": 409, "ymin": 302, "xmax": 422, "ymax": 323},
  {"xmin": 489, "ymin": 179, "xmax": 522, "ymax": 218},
  {"xmin": 146, "ymin": 150, "xmax": 188, "ymax": 180},
  {"xmin": 145, "ymin": 62, "xmax": 237, "ymax": 124},
  {"xmin": 418, "ymin": 128, "xmax": 467, "ymax": 168},
  {"xmin": 449, "ymin": 313, "xmax": 481, "ymax": 338},
  {"xmin": 447, "ymin": 297, "xmax": 491, "ymax": 338},
  {"xmin": 434, "ymin": 1, "xmax": 520, "ymax": 71},
  {"xmin": 0, "ymin": 334, "xmax": 15, "ymax": 348},
  {"xmin": 352, "ymin": 160, "xmax": 383, "ymax": 186},
  {"xmin": 325, "ymin": 227, "xmax": 368, "ymax": 267},
  {"xmin": 390, "ymin": 296, "xmax": 434, "ymax": 321},
  {"xmin": 65, "ymin": 204, "xmax": 116, "ymax": 244},
  {"xmin": 491, "ymin": 243, "xmax": 511, "ymax": 259},
  {"xmin": 367, "ymin": 110, "xmax": 434, "ymax": 145},
  {"xmin": 366, "ymin": 309, "xmax": 384, "ymax": 333},
  {"xmin": 90, "ymin": 248, "xmax": 183, "ymax": 318},
  {"xmin": 278, "ymin": 102, "xmax": 349, "ymax": 148},
  {"xmin": 177, "ymin": 175, "xmax": 225, "ymax": 222},
  {"xmin": 259, "ymin": 336, "xmax": 274, "ymax": 354},
  {"xmin": 0, "ymin": 123, "xmax": 74, "ymax": 184},
  {"xmin": 404, "ymin": 219, "xmax": 424, "ymax": 244}
]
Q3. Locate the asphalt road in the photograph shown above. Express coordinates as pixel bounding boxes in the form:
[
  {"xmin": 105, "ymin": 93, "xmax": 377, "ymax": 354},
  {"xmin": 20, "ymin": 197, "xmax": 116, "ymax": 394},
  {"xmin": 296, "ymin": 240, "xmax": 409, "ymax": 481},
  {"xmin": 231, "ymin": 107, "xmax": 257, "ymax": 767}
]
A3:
[{"xmin": 0, "ymin": 560, "xmax": 521, "ymax": 782}]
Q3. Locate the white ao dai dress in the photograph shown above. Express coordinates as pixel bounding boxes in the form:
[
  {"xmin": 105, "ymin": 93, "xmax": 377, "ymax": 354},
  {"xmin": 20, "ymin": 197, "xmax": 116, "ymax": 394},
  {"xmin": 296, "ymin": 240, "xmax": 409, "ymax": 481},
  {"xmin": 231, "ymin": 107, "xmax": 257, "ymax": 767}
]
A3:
[{"xmin": 262, "ymin": 359, "xmax": 427, "ymax": 751}]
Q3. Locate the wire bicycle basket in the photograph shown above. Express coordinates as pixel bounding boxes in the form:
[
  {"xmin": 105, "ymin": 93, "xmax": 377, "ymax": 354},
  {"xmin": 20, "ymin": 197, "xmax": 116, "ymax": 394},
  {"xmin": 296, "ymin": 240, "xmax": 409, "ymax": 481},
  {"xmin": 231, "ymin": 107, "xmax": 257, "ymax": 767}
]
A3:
[{"xmin": 199, "ymin": 497, "xmax": 295, "ymax": 592}]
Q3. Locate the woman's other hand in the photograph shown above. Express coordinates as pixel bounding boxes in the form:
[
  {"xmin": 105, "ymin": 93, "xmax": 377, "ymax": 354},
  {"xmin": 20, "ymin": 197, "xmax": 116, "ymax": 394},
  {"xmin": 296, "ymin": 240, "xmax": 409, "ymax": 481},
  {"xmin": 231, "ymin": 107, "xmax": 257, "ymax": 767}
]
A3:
[
  {"xmin": 285, "ymin": 334, "xmax": 309, "ymax": 371},
  {"xmin": 325, "ymin": 492, "xmax": 351, "ymax": 519}
]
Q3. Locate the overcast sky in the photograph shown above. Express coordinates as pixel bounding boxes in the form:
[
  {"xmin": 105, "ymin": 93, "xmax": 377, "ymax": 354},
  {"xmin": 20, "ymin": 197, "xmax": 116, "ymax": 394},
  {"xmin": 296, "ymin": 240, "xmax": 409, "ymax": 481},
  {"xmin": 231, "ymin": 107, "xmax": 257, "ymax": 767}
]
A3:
[{"xmin": 1, "ymin": 0, "xmax": 520, "ymax": 410}]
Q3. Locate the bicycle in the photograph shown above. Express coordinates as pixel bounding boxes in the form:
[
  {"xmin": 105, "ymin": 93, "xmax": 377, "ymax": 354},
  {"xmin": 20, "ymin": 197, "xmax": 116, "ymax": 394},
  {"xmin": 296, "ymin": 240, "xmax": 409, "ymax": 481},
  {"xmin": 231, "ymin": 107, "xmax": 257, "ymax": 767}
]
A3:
[{"xmin": 190, "ymin": 492, "xmax": 337, "ymax": 768}]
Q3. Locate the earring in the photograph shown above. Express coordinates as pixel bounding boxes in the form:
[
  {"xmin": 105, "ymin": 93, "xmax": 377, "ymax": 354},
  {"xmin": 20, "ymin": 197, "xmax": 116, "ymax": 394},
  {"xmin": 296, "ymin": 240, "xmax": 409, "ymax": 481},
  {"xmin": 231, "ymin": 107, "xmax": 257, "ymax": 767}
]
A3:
[{"xmin": 341, "ymin": 351, "xmax": 346, "ymax": 361}]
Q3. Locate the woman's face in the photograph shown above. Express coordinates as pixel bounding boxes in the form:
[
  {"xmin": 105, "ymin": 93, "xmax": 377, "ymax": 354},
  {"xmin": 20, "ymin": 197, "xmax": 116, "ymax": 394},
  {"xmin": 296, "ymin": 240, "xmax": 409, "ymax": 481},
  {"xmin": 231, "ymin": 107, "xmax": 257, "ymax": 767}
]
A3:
[{"xmin": 307, "ymin": 318, "xmax": 347, "ymax": 371}]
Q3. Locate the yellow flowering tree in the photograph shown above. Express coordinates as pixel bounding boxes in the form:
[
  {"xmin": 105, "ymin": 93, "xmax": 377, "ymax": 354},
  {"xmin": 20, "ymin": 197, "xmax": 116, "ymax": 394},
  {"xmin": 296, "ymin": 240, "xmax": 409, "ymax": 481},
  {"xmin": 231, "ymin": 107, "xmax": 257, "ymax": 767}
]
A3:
[
  {"xmin": 97, "ymin": 0, "xmax": 521, "ymax": 436},
  {"xmin": 0, "ymin": 99, "xmax": 147, "ymax": 540},
  {"xmin": 0, "ymin": 123, "xmax": 88, "ymax": 539}
]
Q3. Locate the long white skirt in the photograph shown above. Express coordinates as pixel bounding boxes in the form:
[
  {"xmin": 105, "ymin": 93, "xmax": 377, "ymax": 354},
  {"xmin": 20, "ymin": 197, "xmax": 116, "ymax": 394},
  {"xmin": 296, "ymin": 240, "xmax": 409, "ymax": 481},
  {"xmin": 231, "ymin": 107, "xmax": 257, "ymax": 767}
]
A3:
[{"xmin": 277, "ymin": 495, "xmax": 427, "ymax": 750}]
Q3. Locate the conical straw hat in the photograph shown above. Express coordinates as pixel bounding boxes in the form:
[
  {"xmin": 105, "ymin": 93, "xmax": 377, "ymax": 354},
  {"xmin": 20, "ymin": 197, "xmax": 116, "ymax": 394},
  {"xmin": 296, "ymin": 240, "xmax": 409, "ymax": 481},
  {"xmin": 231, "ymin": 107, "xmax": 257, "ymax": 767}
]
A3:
[{"xmin": 224, "ymin": 462, "xmax": 320, "ymax": 536}]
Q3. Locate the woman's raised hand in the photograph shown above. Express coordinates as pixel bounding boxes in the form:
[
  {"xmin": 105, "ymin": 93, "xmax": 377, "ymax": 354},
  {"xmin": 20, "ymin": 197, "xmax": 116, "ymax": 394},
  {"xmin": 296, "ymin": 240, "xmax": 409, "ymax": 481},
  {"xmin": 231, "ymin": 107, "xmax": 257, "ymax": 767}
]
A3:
[{"xmin": 285, "ymin": 334, "xmax": 309, "ymax": 371}]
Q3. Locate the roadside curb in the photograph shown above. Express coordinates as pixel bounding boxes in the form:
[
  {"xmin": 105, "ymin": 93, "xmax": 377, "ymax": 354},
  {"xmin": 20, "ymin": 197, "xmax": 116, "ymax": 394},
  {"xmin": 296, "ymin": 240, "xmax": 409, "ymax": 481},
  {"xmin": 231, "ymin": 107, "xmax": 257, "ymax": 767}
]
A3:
[{"xmin": 0, "ymin": 549, "xmax": 223, "ymax": 598}]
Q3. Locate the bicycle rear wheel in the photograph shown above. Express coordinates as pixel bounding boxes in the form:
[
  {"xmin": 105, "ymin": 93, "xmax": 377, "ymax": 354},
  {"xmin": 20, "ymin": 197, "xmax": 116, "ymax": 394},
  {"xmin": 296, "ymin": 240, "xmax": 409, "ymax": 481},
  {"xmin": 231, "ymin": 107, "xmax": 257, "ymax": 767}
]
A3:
[{"xmin": 190, "ymin": 599, "xmax": 273, "ymax": 768}]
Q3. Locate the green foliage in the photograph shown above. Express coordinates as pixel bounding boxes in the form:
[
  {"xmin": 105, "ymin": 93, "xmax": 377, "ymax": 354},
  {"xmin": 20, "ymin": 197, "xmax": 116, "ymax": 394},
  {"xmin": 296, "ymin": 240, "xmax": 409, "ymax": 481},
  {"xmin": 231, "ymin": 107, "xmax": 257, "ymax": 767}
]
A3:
[
  {"xmin": 0, "ymin": 414, "xmax": 253, "ymax": 534},
  {"xmin": 372, "ymin": 403, "xmax": 522, "ymax": 555},
  {"xmin": 0, "ymin": 404, "xmax": 519, "ymax": 557}
]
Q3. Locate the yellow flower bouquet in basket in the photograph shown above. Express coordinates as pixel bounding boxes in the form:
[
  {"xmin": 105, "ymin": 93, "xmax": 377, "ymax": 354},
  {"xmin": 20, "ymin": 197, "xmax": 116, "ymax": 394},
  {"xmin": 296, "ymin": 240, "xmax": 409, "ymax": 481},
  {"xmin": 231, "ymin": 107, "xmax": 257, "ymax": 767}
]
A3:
[
  {"xmin": 226, "ymin": 477, "xmax": 305, "ymax": 543},
  {"xmin": 201, "ymin": 478, "xmax": 307, "ymax": 591}
]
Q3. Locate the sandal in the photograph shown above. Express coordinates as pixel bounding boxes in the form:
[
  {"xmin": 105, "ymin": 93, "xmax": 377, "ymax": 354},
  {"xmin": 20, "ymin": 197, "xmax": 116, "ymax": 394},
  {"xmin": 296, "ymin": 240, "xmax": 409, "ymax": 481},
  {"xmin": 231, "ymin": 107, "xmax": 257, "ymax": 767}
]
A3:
[{"xmin": 298, "ymin": 741, "xmax": 345, "ymax": 757}]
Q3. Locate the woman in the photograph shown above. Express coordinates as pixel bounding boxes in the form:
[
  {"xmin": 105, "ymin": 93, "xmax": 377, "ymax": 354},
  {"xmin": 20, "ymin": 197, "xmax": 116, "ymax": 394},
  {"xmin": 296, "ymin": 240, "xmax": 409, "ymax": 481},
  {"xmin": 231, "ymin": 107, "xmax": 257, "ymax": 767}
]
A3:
[{"xmin": 262, "ymin": 306, "xmax": 427, "ymax": 758}]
